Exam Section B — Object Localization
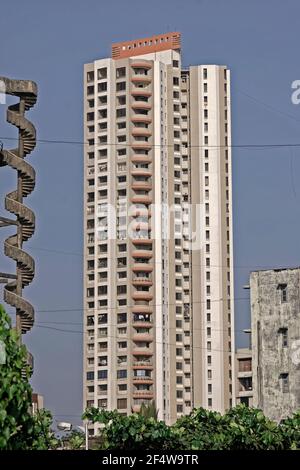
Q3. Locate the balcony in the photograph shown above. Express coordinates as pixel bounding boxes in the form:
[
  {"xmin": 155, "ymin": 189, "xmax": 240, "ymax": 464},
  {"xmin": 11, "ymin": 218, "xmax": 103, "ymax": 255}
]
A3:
[
  {"xmin": 132, "ymin": 348, "xmax": 153, "ymax": 356},
  {"xmin": 131, "ymin": 89, "xmax": 152, "ymax": 97},
  {"xmin": 237, "ymin": 370, "xmax": 252, "ymax": 378},
  {"xmin": 132, "ymin": 305, "xmax": 153, "ymax": 314},
  {"xmin": 131, "ymin": 116, "xmax": 152, "ymax": 124},
  {"xmin": 132, "ymin": 391, "xmax": 154, "ymax": 399},
  {"xmin": 238, "ymin": 389, "xmax": 253, "ymax": 398},
  {"xmin": 131, "ymin": 195, "xmax": 152, "ymax": 205},
  {"xmin": 131, "ymin": 62, "xmax": 152, "ymax": 69},
  {"xmin": 132, "ymin": 291, "xmax": 153, "ymax": 301},
  {"xmin": 131, "ymin": 102, "xmax": 151, "ymax": 110},
  {"xmin": 131, "ymin": 76, "xmax": 151, "ymax": 84},
  {"xmin": 131, "ymin": 169, "xmax": 152, "ymax": 178},
  {"xmin": 132, "ymin": 263, "xmax": 153, "ymax": 272},
  {"xmin": 132, "ymin": 320, "xmax": 152, "ymax": 329},
  {"xmin": 133, "ymin": 331, "xmax": 153, "ymax": 341},
  {"xmin": 132, "ymin": 276, "xmax": 153, "ymax": 286},
  {"xmin": 131, "ymin": 154, "xmax": 152, "ymax": 163},
  {"xmin": 131, "ymin": 127, "xmax": 152, "ymax": 137},
  {"xmin": 133, "ymin": 361, "xmax": 153, "ymax": 369},
  {"xmin": 132, "ymin": 249, "xmax": 153, "ymax": 259},
  {"xmin": 132, "ymin": 233, "xmax": 151, "ymax": 241},
  {"xmin": 132, "ymin": 181, "xmax": 152, "ymax": 191},
  {"xmin": 131, "ymin": 142, "xmax": 152, "ymax": 151},
  {"xmin": 133, "ymin": 377, "xmax": 153, "ymax": 384}
]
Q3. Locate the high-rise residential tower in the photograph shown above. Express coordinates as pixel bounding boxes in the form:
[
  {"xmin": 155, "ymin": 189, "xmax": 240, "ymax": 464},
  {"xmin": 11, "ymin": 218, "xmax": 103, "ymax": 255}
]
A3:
[{"xmin": 83, "ymin": 32, "xmax": 234, "ymax": 432}]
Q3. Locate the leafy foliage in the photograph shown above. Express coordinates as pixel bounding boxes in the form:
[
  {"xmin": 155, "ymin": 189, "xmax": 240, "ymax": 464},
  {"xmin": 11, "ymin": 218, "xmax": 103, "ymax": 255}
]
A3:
[
  {"xmin": 0, "ymin": 305, "xmax": 58, "ymax": 449},
  {"xmin": 138, "ymin": 401, "xmax": 158, "ymax": 420},
  {"xmin": 63, "ymin": 429, "xmax": 85, "ymax": 450},
  {"xmin": 84, "ymin": 404, "xmax": 300, "ymax": 450},
  {"xmin": 83, "ymin": 408, "xmax": 183, "ymax": 450}
]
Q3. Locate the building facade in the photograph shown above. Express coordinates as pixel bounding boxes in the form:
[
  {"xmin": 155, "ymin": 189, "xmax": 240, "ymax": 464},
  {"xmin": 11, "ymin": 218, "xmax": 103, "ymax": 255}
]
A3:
[
  {"xmin": 235, "ymin": 348, "xmax": 253, "ymax": 407},
  {"xmin": 83, "ymin": 32, "xmax": 234, "ymax": 431},
  {"xmin": 251, "ymin": 267, "xmax": 300, "ymax": 421}
]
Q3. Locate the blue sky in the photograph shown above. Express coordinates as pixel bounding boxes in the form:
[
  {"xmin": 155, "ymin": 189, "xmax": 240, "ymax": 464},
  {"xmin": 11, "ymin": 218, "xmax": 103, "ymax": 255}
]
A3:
[{"xmin": 1, "ymin": 0, "xmax": 300, "ymax": 424}]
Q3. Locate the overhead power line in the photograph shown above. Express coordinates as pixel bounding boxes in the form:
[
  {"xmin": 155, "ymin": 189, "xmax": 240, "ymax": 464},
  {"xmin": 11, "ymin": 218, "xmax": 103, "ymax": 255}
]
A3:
[{"xmin": 2, "ymin": 134, "xmax": 300, "ymax": 149}]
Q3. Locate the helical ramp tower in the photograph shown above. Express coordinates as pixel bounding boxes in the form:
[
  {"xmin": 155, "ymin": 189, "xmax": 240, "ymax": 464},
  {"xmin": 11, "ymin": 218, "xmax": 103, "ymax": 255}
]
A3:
[{"xmin": 0, "ymin": 77, "xmax": 37, "ymax": 351}]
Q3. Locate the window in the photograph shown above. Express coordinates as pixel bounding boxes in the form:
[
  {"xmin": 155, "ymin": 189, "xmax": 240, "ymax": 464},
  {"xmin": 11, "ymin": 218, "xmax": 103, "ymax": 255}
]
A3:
[
  {"xmin": 98, "ymin": 286, "xmax": 107, "ymax": 296},
  {"xmin": 116, "ymin": 108, "xmax": 126, "ymax": 118},
  {"xmin": 176, "ymin": 390, "xmax": 183, "ymax": 398},
  {"xmin": 98, "ymin": 95, "xmax": 107, "ymax": 105},
  {"xmin": 173, "ymin": 60, "xmax": 179, "ymax": 68},
  {"xmin": 98, "ymin": 370, "xmax": 108, "ymax": 380},
  {"xmin": 117, "ymin": 285, "xmax": 127, "ymax": 295},
  {"xmin": 177, "ymin": 405, "xmax": 183, "ymax": 413},
  {"xmin": 117, "ymin": 369, "xmax": 127, "ymax": 379},
  {"xmin": 173, "ymin": 77, "xmax": 179, "ymax": 86},
  {"xmin": 208, "ymin": 384, "xmax": 212, "ymax": 394},
  {"xmin": 98, "ymin": 82, "xmax": 107, "ymax": 92},
  {"xmin": 117, "ymin": 398, "xmax": 127, "ymax": 409},
  {"xmin": 98, "ymin": 68, "xmax": 107, "ymax": 79},
  {"xmin": 117, "ymin": 95, "xmax": 126, "ymax": 106},
  {"xmin": 117, "ymin": 313, "xmax": 127, "ymax": 323},
  {"xmin": 280, "ymin": 373, "xmax": 289, "ymax": 393},
  {"xmin": 279, "ymin": 327, "xmax": 288, "ymax": 347},
  {"xmin": 116, "ymin": 67, "xmax": 126, "ymax": 78},
  {"xmin": 87, "ymin": 316, "xmax": 94, "ymax": 326},
  {"xmin": 86, "ymin": 372, "xmax": 94, "ymax": 381},
  {"xmin": 87, "ymin": 85, "xmax": 94, "ymax": 95},
  {"xmin": 203, "ymin": 83, "xmax": 207, "ymax": 93},
  {"xmin": 98, "ymin": 313, "xmax": 107, "ymax": 324},
  {"xmin": 87, "ymin": 112, "xmax": 94, "ymax": 122},
  {"xmin": 116, "ymin": 81, "xmax": 126, "ymax": 91},
  {"xmin": 208, "ymin": 398, "xmax": 212, "ymax": 407},
  {"xmin": 118, "ymin": 384, "xmax": 127, "ymax": 391},
  {"xmin": 98, "ymin": 109, "xmax": 107, "ymax": 119},
  {"xmin": 87, "ymin": 71, "xmax": 94, "ymax": 82},
  {"xmin": 278, "ymin": 283, "xmax": 288, "ymax": 303},
  {"xmin": 98, "ymin": 399, "xmax": 107, "ymax": 408}
]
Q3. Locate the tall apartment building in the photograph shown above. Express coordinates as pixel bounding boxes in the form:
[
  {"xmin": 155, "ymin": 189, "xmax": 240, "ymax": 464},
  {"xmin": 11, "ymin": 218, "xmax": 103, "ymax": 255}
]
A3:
[
  {"xmin": 83, "ymin": 32, "xmax": 234, "ymax": 431},
  {"xmin": 250, "ymin": 267, "xmax": 300, "ymax": 422}
]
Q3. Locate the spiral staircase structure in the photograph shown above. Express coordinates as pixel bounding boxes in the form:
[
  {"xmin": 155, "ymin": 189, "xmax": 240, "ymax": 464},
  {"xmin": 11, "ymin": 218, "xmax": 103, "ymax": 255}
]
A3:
[{"xmin": 0, "ymin": 76, "xmax": 37, "ymax": 336}]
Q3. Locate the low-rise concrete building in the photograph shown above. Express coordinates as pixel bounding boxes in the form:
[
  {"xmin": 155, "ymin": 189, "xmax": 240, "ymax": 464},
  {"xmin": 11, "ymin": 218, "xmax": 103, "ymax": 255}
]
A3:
[
  {"xmin": 235, "ymin": 348, "xmax": 253, "ymax": 407},
  {"xmin": 250, "ymin": 267, "xmax": 300, "ymax": 421}
]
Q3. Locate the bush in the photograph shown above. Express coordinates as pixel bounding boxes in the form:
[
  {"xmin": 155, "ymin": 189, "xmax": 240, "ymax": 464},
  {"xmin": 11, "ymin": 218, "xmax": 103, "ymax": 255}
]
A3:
[
  {"xmin": 0, "ymin": 305, "xmax": 58, "ymax": 449},
  {"xmin": 84, "ymin": 404, "xmax": 300, "ymax": 450}
]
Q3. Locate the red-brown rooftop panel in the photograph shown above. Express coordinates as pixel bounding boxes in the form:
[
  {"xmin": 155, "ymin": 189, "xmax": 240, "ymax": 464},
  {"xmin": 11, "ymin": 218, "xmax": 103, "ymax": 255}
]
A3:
[{"xmin": 112, "ymin": 32, "xmax": 181, "ymax": 59}]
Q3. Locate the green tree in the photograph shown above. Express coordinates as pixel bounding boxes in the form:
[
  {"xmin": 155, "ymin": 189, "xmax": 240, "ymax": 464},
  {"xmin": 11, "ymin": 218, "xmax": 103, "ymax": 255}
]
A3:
[
  {"xmin": 63, "ymin": 430, "xmax": 85, "ymax": 450},
  {"xmin": 83, "ymin": 404, "xmax": 300, "ymax": 450},
  {"xmin": 138, "ymin": 401, "xmax": 158, "ymax": 420},
  {"xmin": 83, "ymin": 408, "xmax": 183, "ymax": 450},
  {"xmin": 0, "ymin": 304, "xmax": 58, "ymax": 449}
]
